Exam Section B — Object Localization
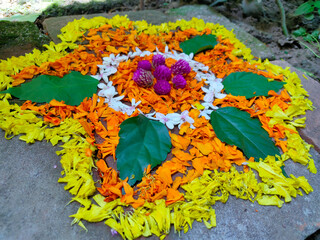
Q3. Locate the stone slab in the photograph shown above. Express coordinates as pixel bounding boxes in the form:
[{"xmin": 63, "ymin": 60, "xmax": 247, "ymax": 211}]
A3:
[
  {"xmin": 271, "ymin": 60, "xmax": 320, "ymax": 152},
  {"xmin": 1, "ymin": 129, "xmax": 319, "ymax": 240},
  {"xmin": 43, "ymin": 5, "xmax": 272, "ymax": 60},
  {"xmin": 0, "ymin": 130, "xmax": 115, "ymax": 240}
]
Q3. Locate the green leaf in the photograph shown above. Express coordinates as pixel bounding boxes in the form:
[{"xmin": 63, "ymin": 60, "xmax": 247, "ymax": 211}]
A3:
[
  {"xmin": 314, "ymin": 1, "xmax": 320, "ymax": 8},
  {"xmin": 180, "ymin": 34, "xmax": 217, "ymax": 55},
  {"xmin": 222, "ymin": 72, "xmax": 285, "ymax": 99},
  {"xmin": 0, "ymin": 71, "xmax": 98, "ymax": 106},
  {"xmin": 294, "ymin": 2, "xmax": 314, "ymax": 16},
  {"xmin": 311, "ymin": 29, "xmax": 320, "ymax": 36},
  {"xmin": 292, "ymin": 27, "xmax": 307, "ymax": 37},
  {"xmin": 210, "ymin": 107, "xmax": 280, "ymax": 162},
  {"xmin": 303, "ymin": 34, "xmax": 314, "ymax": 43},
  {"xmin": 304, "ymin": 13, "xmax": 315, "ymax": 20},
  {"xmin": 116, "ymin": 115, "xmax": 172, "ymax": 186}
]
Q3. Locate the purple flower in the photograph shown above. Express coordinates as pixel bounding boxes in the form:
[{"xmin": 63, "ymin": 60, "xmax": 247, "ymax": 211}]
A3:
[
  {"xmin": 152, "ymin": 54, "xmax": 165, "ymax": 68},
  {"xmin": 171, "ymin": 59, "xmax": 191, "ymax": 75},
  {"xmin": 137, "ymin": 60, "xmax": 152, "ymax": 71},
  {"xmin": 110, "ymin": 229, "xmax": 118, "ymax": 236},
  {"xmin": 132, "ymin": 68, "xmax": 154, "ymax": 87},
  {"xmin": 172, "ymin": 75, "xmax": 187, "ymax": 89},
  {"xmin": 154, "ymin": 80, "xmax": 171, "ymax": 95},
  {"xmin": 153, "ymin": 65, "xmax": 172, "ymax": 81}
]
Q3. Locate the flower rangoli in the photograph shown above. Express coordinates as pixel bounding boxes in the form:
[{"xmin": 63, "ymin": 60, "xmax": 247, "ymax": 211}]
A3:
[{"xmin": 0, "ymin": 15, "xmax": 316, "ymax": 239}]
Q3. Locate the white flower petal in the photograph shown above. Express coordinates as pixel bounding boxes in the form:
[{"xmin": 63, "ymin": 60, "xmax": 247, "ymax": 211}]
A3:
[
  {"xmin": 166, "ymin": 113, "xmax": 181, "ymax": 124},
  {"xmin": 101, "ymin": 73, "xmax": 109, "ymax": 83},
  {"xmin": 113, "ymin": 95, "xmax": 125, "ymax": 101},
  {"xmin": 105, "ymin": 66, "xmax": 117, "ymax": 75},
  {"xmin": 203, "ymin": 93, "xmax": 214, "ymax": 103},
  {"xmin": 202, "ymin": 102, "xmax": 218, "ymax": 110},
  {"xmin": 98, "ymin": 91, "xmax": 105, "ymax": 98},
  {"xmin": 215, "ymin": 93, "xmax": 227, "ymax": 99},
  {"xmin": 97, "ymin": 83, "xmax": 107, "ymax": 89},
  {"xmin": 200, "ymin": 112, "xmax": 211, "ymax": 120},
  {"xmin": 201, "ymin": 86, "xmax": 210, "ymax": 93},
  {"xmin": 186, "ymin": 116, "xmax": 195, "ymax": 124},
  {"xmin": 141, "ymin": 51, "xmax": 151, "ymax": 57},
  {"xmin": 166, "ymin": 121, "xmax": 174, "ymax": 129},
  {"xmin": 155, "ymin": 112, "xmax": 166, "ymax": 121}
]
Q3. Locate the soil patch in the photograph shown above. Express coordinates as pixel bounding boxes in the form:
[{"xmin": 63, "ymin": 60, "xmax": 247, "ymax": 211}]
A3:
[{"xmin": 212, "ymin": 0, "xmax": 320, "ymax": 81}]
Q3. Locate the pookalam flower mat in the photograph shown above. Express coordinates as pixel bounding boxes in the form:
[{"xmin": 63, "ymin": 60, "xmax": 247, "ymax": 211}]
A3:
[{"xmin": 0, "ymin": 15, "xmax": 317, "ymax": 239}]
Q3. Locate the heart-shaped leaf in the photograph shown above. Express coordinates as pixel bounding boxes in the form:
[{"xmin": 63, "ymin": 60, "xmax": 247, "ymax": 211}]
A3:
[
  {"xmin": 210, "ymin": 107, "xmax": 280, "ymax": 161},
  {"xmin": 180, "ymin": 34, "xmax": 217, "ymax": 55},
  {"xmin": 292, "ymin": 27, "xmax": 307, "ymax": 37},
  {"xmin": 223, "ymin": 72, "xmax": 285, "ymax": 99},
  {"xmin": 294, "ymin": 1, "xmax": 314, "ymax": 16},
  {"xmin": 116, "ymin": 115, "xmax": 172, "ymax": 186},
  {"xmin": 0, "ymin": 71, "xmax": 98, "ymax": 106}
]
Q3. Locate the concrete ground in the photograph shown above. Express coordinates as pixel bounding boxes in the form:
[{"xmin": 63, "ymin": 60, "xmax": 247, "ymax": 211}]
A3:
[{"xmin": 1, "ymin": 5, "xmax": 320, "ymax": 240}]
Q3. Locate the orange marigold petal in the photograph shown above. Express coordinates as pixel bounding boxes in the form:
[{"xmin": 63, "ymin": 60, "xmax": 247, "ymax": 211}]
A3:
[{"xmin": 165, "ymin": 188, "xmax": 184, "ymax": 206}]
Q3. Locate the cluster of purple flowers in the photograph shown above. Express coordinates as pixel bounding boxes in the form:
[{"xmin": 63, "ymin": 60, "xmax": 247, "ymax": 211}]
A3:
[{"xmin": 132, "ymin": 54, "xmax": 191, "ymax": 95}]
